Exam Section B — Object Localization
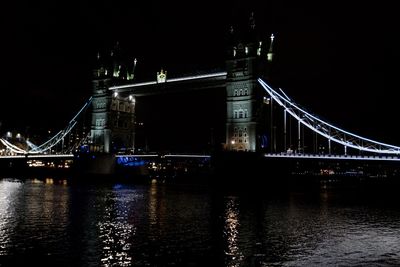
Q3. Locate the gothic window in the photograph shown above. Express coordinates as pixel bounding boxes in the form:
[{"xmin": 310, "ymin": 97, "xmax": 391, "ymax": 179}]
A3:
[
  {"xmin": 239, "ymin": 89, "xmax": 243, "ymax": 96},
  {"xmin": 239, "ymin": 130, "xmax": 243, "ymax": 137},
  {"xmin": 96, "ymin": 118, "xmax": 105, "ymax": 127},
  {"xmin": 119, "ymin": 102, "xmax": 125, "ymax": 112},
  {"xmin": 234, "ymin": 90, "xmax": 238, "ymax": 96},
  {"xmin": 244, "ymin": 89, "xmax": 248, "ymax": 95},
  {"xmin": 239, "ymin": 110, "xmax": 244, "ymax": 118},
  {"xmin": 234, "ymin": 110, "xmax": 238, "ymax": 118},
  {"xmin": 111, "ymin": 100, "xmax": 117, "ymax": 110},
  {"xmin": 244, "ymin": 109, "xmax": 248, "ymax": 118}
]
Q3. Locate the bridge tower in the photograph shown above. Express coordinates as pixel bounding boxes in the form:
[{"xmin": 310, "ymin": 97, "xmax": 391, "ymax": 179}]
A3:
[
  {"xmin": 90, "ymin": 52, "xmax": 113, "ymax": 153},
  {"xmin": 225, "ymin": 12, "xmax": 273, "ymax": 152},
  {"xmin": 90, "ymin": 45, "xmax": 136, "ymax": 154}
]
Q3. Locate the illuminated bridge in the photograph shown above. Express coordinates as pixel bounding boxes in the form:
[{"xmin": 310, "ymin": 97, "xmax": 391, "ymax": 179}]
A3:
[
  {"xmin": 2, "ymin": 16, "xmax": 400, "ymax": 173},
  {"xmin": 2, "ymin": 77, "xmax": 400, "ymax": 161}
]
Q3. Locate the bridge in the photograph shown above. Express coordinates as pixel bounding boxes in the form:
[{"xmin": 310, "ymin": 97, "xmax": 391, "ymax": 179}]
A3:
[
  {"xmin": 2, "ymin": 76, "xmax": 400, "ymax": 160},
  {"xmin": 2, "ymin": 16, "xmax": 400, "ymax": 177}
]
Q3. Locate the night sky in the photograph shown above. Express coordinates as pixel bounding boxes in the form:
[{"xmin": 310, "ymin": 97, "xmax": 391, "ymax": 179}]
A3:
[{"xmin": 1, "ymin": 1, "xmax": 400, "ymax": 145}]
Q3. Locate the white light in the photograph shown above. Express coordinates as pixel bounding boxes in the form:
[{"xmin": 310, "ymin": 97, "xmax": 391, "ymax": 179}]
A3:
[
  {"xmin": 164, "ymin": 154, "xmax": 211, "ymax": 158},
  {"xmin": 113, "ymin": 92, "xmax": 118, "ymax": 97},
  {"xmin": 109, "ymin": 72, "xmax": 227, "ymax": 90}
]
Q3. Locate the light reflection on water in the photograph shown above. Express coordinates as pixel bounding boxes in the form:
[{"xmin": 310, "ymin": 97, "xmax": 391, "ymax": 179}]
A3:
[
  {"xmin": 223, "ymin": 196, "xmax": 243, "ymax": 267},
  {"xmin": 98, "ymin": 184, "xmax": 135, "ymax": 267},
  {"xmin": 0, "ymin": 179, "xmax": 22, "ymax": 256},
  {"xmin": 1, "ymin": 177, "xmax": 400, "ymax": 266}
]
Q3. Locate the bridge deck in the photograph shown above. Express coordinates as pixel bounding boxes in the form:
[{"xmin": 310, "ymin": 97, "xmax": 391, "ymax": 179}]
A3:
[{"xmin": 264, "ymin": 153, "xmax": 400, "ymax": 161}]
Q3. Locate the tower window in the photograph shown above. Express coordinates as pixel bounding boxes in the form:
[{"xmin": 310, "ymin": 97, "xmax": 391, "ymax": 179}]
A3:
[
  {"xmin": 119, "ymin": 103, "xmax": 125, "ymax": 112},
  {"xmin": 96, "ymin": 118, "xmax": 105, "ymax": 127},
  {"xmin": 111, "ymin": 100, "xmax": 117, "ymax": 110},
  {"xmin": 234, "ymin": 90, "xmax": 238, "ymax": 96},
  {"xmin": 234, "ymin": 110, "xmax": 238, "ymax": 118},
  {"xmin": 244, "ymin": 89, "xmax": 248, "ymax": 95}
]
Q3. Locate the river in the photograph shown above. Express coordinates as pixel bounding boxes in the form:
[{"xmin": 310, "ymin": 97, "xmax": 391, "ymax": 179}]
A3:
[{"xmin": 1, "ymin": 177, "xmax": 400, "ymax": 266}]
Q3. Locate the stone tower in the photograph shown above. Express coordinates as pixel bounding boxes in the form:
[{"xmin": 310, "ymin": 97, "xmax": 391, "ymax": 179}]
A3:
[
  {"xmin": 90, "ymin": 52, "xmax": 113, "ymax": 153},
  {"xmin": 90, "ymin": 45, "xmax": 136, "ymax": 154},
  {"xmin": 225, "ymin": 12, "xmax": 274, "ymax": 152}
]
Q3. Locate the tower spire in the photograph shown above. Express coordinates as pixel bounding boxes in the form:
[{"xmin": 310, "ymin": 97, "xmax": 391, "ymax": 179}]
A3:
[
  {"xmin": 249, "ymin": 11, "xmax": 256, "ymax": 30},
  {"xmin": 126, "ymin": 58, "xmax": 137, "ymax": 81},
  {"xmin": 267, "ymin": 33, "xmax": 275, "ymax": 62}
]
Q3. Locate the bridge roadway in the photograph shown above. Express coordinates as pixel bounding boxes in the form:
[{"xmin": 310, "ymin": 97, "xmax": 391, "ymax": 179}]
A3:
[
  {"xmin": 0, "ymin": 154, "xmax": 74, "ymax": 160},
  {"xmin": 109, "ymin": 72, "xmax": 227, "ymax": 96},
  {"xmin": 264, "ymin": 153, "xmax": 400, "ymax": 161},
  {"xmin": 1, "ymin": 153, "xmax": 400, "ymax": 162}
]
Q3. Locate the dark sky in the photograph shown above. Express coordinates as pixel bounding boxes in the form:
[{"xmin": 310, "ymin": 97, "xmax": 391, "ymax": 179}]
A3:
[{"xmin": 1, "ymin": 1, "xmax": 400, "ymax": 145}]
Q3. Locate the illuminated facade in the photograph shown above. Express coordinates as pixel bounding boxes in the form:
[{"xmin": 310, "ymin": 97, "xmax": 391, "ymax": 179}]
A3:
[
  {"xmin": 225, "ymin": 13, "xmax": 274, "ymax": 152},
  {"xmin": 90, "ymin": 13, "xmax": 274, "ymax": 153},
  {"xmin": 90, "ymin": 48, "xmax": 135, "ymax": 153}
]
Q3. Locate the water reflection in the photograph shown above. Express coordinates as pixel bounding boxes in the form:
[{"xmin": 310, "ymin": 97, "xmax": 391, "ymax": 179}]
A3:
[
  {"xmin": 223, "ymin": 196, "xmax": 243, "ymax": 267},
  {"xmin": 148, "ymin": 180, "xmax": 158, "ymax": 226},
  {"xmin": 0, "ymin": 178, "xmax": 71, "ymax": 265},
  {"xmin": 0, "ymin": 179, "xmax": 22, "ymax": 255},
  {"xmin": 1, "ymin": 178, "xmax": 400, "ymax": 266},
  {"xmin": 98, "ymin": 184, "xmax": 135, "ymax": 266}
]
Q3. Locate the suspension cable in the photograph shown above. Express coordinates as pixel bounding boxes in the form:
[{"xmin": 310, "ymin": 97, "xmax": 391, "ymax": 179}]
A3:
[{"xmin": 258, "ymin": 78, "xmax": 400, "ymax": 154}]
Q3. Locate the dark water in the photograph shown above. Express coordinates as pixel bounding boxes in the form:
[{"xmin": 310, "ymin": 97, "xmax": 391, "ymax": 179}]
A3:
[{"xmin": 1, "ymin": 177, "xmax": 400, "ymax": 266}]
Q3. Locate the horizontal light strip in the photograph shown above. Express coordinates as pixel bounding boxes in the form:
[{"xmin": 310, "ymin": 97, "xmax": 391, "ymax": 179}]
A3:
[
  {"xmin": 264, "ymin": 153, "xmax": 400, "ymax": 161},
  {"xmin": 164, "ymin": 154, "xmax": 211, "ymax": 158},
  {"xmin": 0, "ymin": 154, "xmax": 74, "ymax": 159},
  {"xmin": 110, "ymin": 72, "xmax": 227, "ymax": 90},
  {"xmin": 115, "ymin": 154, "xmax": 159, "ymax": 158}
]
